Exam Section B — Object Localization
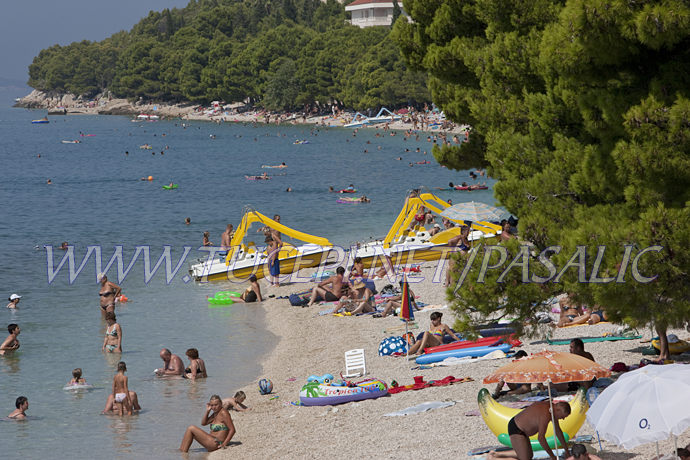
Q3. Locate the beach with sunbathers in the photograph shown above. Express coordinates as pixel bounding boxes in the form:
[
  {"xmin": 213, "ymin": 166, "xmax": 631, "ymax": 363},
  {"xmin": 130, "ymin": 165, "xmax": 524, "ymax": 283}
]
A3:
[{"xmin": 207, "ymin": 263, "xmax": 690, "ymax": 460}]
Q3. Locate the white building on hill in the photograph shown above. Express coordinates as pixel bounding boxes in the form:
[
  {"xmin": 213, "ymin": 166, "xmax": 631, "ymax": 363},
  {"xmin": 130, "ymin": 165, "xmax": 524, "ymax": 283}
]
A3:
[{"xmin": 345, "ymin": 0, "xmax": 407, "ymax": 28}]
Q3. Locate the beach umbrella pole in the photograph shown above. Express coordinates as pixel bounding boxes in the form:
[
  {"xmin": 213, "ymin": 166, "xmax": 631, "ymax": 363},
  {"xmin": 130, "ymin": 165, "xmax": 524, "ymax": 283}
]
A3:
[{"xmin": 547, "ymin": 380, "xmax": 560, "ymax": 460}]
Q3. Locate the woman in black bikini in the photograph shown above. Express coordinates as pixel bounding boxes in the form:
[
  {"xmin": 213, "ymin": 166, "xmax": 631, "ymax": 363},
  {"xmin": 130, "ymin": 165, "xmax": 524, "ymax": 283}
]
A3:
[
  {"xmin": 98, "ymin": 273, "xmax": 121, "ymax": 315},
  {"xmin": 184, "ymin": 348, "xmax": 207, "ymax": 381}
]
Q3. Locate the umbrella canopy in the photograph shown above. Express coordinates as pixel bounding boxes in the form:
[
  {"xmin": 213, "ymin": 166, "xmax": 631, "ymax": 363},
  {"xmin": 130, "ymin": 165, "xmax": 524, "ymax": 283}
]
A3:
[
  {"xmin": 400, "ymin": 274, "xmax": 414, "ymax": 322},
  {"xmin": 440, "ymin": 201, "xmax": 505, "ymax": 223},
  {"xmin": 586, "ymin": 363, "xmax": 690, "ymax": 449},
  {"xmin": 483, "ymin": 350, "xmax": 611, "ymax": 384}
]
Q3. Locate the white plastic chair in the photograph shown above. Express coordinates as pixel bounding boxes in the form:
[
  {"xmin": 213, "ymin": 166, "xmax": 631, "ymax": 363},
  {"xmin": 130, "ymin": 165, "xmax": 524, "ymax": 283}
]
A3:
[{"xmin": 343, "ymin": 349, "xmax": 366, "ymax": 378}]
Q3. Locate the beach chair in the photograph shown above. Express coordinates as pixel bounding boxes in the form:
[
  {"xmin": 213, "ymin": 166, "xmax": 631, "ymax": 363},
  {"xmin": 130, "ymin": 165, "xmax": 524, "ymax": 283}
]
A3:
[{"xmin": 343, "ymin": 349, "xmax": 366, "ymax": 378}]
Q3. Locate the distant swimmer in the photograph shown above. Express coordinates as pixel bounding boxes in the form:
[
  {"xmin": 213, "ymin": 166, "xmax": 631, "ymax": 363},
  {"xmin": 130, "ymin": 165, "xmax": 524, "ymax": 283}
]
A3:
[
  {"xmin": 286, "ymin": 187, "xmax": 293, "ymax": 192},
  {"xmin": 185, "ymin": 217, "xmax": 191, "ymax": 225},
  {"xmin": 329, "ymin": 186, "xmax": 335, "ymax": 192},
  {"xmin": 262, "ymin": 163, "xmax": 287, "ymax": 168},
  {"xmin": 60, "ymin": 241, "xmax": 68, "ymax": 250},
  {"xmin": 203, "ymin": 231, "xmax": 213, "ymax": 247},
  {"xmin": 8, "ymin": 396, "xmax": 28, "ymax": 419},
  {"xmin": 46, "ymin": 179, "xmax": 52, "ymax": 185},
  {"xmin": 7, "ymin": 294, "xmax": 21, "ymax": 309},
  {"xmin": 0, "ymin": 324, "xmax": 21, "ymax": 355}
]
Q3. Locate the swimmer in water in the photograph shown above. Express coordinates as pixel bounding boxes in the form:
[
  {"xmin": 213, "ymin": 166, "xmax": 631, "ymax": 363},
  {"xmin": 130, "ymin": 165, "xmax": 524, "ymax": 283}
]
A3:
[
  {"xmin": 8, "ymin": 396, "xmax": 28, "ymax": 419},
  {"xmin": 60, "ymin": 241, "xmax": 68, "ymax": 250},
  {"xmin": 68, "ymin": 368, "xmax": 87, "ymax": 385},
  {"xmin": 46, "ymin": 179, "xmax": 52, "ymax": 185},
  {"xmin": 102, "ymin": 311, "xmax": 122, "ymax": 353},
  {"xmin": 98, "ymin": 273, "xmax": 121, "ymax": 315},
  {"xmin": 7, "ymin": 294, "xmax": 21, "ymax": 309},
  {"xmin": 0, "ymin": 324, "xmax": 20, "ymax": 355}
]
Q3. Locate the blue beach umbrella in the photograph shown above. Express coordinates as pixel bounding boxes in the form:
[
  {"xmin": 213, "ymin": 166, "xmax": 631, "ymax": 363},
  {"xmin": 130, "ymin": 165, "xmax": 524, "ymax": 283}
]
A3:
[{"xmin": 440, "ymin": 201, "xmax": 505, "ymax": 223}]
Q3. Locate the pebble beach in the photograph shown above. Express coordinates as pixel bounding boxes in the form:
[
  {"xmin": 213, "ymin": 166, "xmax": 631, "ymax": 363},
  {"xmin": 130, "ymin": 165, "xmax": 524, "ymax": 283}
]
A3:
[{"xmin": 206, "ymin": 263, "xmax": 690, "ymax": 460}]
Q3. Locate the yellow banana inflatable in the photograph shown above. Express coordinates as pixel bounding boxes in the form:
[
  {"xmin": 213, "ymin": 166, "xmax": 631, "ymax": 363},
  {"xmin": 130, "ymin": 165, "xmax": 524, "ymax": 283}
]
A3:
[{"xmin": 477, "ymin": 387, "xmax": 588, "ymax": 441}]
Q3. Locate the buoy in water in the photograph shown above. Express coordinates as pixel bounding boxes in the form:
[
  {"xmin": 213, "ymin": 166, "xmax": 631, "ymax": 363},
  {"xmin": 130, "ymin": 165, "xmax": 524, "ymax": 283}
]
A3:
[{"xmin": 148, "ymin": 176, "xmax": 153, "ymax": 181}]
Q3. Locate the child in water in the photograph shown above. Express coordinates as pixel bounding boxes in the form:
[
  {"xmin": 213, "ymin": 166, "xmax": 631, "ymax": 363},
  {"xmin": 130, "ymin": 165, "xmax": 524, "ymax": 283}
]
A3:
[
  {"xmin": 111, "ymin": 361, "xmax": 132, "ymax": 416},
  {"xmin": 223, "ymin": 391, "xmax": 250, "ymax": 412},
  {"xmin": 69, "ymin": 368, "xmax": 87, "ymax": 385}
]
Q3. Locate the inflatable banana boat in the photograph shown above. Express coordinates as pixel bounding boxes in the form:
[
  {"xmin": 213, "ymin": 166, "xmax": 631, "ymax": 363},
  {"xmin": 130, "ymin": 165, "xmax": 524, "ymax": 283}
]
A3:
[{"xmin": 477, "ymin": 387, "xmax": 588, "ymax": 450}]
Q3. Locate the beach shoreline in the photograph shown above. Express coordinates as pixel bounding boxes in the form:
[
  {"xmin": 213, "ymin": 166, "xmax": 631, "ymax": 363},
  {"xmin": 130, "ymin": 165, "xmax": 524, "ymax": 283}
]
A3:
[
  {"xmin": 206, "ymin": 264, "xmax": 690, "ymax": 459},
  {"xmin": 14, "ymin": 89, "xmax": 468, "ymax": 134}
]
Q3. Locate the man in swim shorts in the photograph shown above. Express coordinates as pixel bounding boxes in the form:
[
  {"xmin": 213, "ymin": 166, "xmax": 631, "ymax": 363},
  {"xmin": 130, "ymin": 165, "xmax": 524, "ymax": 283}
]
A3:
[
  {"xmin": 307, "ymin": 267, "xmax": 346, "ymax": 306},
  {"xmin": 488, "ymin": 400, "xmax": 571, "ymax": 460},
  {"xmin": 155, "ymin": 348, "xmax": 184, "ymax": 376},
  {"xmin": 8, "ymin": 396, "xmax": 29, "ymax": 419}
]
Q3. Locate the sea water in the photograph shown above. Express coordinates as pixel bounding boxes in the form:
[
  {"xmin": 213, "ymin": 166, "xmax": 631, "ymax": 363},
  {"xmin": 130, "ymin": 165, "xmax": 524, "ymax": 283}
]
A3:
[{"xmin": 0, "ymin": 89, "xmax": 499, "ymax": 458}]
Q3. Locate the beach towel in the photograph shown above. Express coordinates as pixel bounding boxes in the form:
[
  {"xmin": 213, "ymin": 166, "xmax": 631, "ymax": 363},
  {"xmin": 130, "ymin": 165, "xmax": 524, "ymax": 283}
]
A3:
[
  {"xmin": 383, "ymin": 400, "xmax": 455, "ymax": 417},
  {"xmin": 561, "ymin": 321, "xmax": 610, "ymax": 328},
  {"xmin": 472, "ymin": 449, "xmax": 566, "ymax": 459},
  {"xmin": 546, "ymin": 335, "xmax": 641, "ymax": 345}
]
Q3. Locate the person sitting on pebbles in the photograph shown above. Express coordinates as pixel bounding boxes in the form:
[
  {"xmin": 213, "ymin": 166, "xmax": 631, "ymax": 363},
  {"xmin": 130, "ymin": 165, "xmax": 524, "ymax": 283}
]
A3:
[
  {"xmin": 407, "ymin": 312, "xmax": 460, "ymax": 355},
  {"xmin": 329, "ymin": 279, "xmax": 374, "ymax": 315}
]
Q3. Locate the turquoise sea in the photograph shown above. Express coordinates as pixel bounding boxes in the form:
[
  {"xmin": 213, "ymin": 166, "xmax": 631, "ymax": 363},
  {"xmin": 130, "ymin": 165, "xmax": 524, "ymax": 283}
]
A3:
[{"xmin": 0, "ymin": 88, "xmax": 499, "ymax": 459}]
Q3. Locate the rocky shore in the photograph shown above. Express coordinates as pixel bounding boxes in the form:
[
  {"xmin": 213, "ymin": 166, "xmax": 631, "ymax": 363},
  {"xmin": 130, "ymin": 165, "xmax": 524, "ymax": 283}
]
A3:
[{"xmin": 14, "ymin": 89, "xmax": 467, "ymax": 134}]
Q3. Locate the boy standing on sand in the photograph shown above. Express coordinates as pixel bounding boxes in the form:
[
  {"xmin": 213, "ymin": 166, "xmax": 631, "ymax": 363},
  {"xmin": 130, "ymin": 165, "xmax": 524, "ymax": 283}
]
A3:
[{"xmin": 111, "ymin": 362, "xmax": 132, "ymax": 416}]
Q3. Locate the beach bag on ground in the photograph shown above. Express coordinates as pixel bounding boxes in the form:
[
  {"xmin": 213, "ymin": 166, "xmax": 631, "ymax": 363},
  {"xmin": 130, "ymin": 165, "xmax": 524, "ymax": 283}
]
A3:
[{"xmin": 289, "ymin": 294, "xmax": 308, "ymax": 306}]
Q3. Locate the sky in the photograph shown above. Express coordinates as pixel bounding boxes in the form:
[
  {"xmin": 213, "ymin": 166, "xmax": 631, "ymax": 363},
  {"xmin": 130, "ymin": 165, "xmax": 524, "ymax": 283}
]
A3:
[{"xmin": 0, "ymin": 0, "xmax": 190, "ymax": 86}]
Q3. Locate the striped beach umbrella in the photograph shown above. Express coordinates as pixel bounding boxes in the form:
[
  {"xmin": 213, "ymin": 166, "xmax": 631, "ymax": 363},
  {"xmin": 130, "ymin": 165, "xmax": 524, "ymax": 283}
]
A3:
[{"xmin": 440, "ymin": 201, "xmax": 505, "ymax": 223}]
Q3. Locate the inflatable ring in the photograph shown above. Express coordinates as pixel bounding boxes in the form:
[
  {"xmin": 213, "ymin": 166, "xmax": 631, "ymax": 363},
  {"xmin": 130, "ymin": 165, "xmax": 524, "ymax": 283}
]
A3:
[{"xmin": 498, "ymin": 432, "xmax": 570, "ymax": 450}]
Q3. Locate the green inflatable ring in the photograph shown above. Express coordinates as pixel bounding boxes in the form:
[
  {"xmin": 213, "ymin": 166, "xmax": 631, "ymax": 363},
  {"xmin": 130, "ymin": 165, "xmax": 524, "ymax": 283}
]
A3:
[
  {"xmin": 207, "ymin": 297, "xmax": 234, "ymax": 305},
  {"xmin": 497, "ymin": 432, "xmax": 570, "ymax": 451},
  {"xmin": 216, "ymin": 291, "xmax": 241, "ymax": 298}
]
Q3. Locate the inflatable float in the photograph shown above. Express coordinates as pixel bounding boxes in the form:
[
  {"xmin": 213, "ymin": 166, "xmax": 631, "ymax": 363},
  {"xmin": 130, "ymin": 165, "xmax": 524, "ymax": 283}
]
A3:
[
  {"xmin": 32, "ymin": 118, "xmax": 49, "ymax": 124},
  {"xmin": 477, "ymin": 325, "xmax": 517, "ymax": 337},
  {"xmin": 415, "ymin": 343, "xmax": 512, "ymax": 365},
  {"xmin": 208, "ymin": 291, "xmax": 240, "ymax": 306},
  {"xmin": 61, "ymin": 140, "xmax": 80, "ymax": 144},
  {"xmin": 162, "ymin": 184, "xmax": 178, "ymax": 190},
  {"xmin": 63, "ymin": 383, "xmax": 94, "ymax": 391},
  {"xmin": 423, "ymin": 336, "xmax": 520, "ymax": 355},
  {"xmin": 299, "ymin": 378, "xmax": 388, "ymax": 406},
  {"xmin": 337, "ymin": 197, "xmax": 367, "ymax": 204},
  {"xmin": 478, "ymin": 387, "xmax": 588, "ymax": 450},
  {"xmin": 246, "ymin": 175, "xmax": 271, "ymax": 180},
  {"xmin": 652, "ymin": 338, "xmax": 690, "ymax": 355},
  {"xmin": 139, "ymin": 144, "xmax": 152, "ymax": 149},
  {"xmin": 338, "ymin": 189, "xmax": 356, "ymax": 193}
]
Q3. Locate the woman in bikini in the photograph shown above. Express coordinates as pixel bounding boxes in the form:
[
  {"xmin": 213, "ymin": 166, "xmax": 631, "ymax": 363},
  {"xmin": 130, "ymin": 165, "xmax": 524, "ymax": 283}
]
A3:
[
  {"xmin": 184, "ymin": 348, "xmax": 207, "ymax": 381},
  {"xmin": 408, "ymin": 312, "xmax": 460, "ymax": 355},
  {"xmin": 102, "ymin": 311, "xmax": 122, "ymax": 353},
  {"xmin": 180, "ymin": 395, "xmax": 236, "ymax": 452},
  {"xmin": 98, "ymin": 273, "xmax": 121, "ymax": 315}
]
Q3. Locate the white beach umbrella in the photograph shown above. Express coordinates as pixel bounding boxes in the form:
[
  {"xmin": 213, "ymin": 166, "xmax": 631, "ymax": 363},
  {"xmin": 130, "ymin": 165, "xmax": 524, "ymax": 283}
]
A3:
[
  {"xmin": 586, "ymin": 364, "xmax": 690, "ymax": 451},
  {"xmin": 439, "ymin": 201, "xmax": 505, "ymax": 223}
]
